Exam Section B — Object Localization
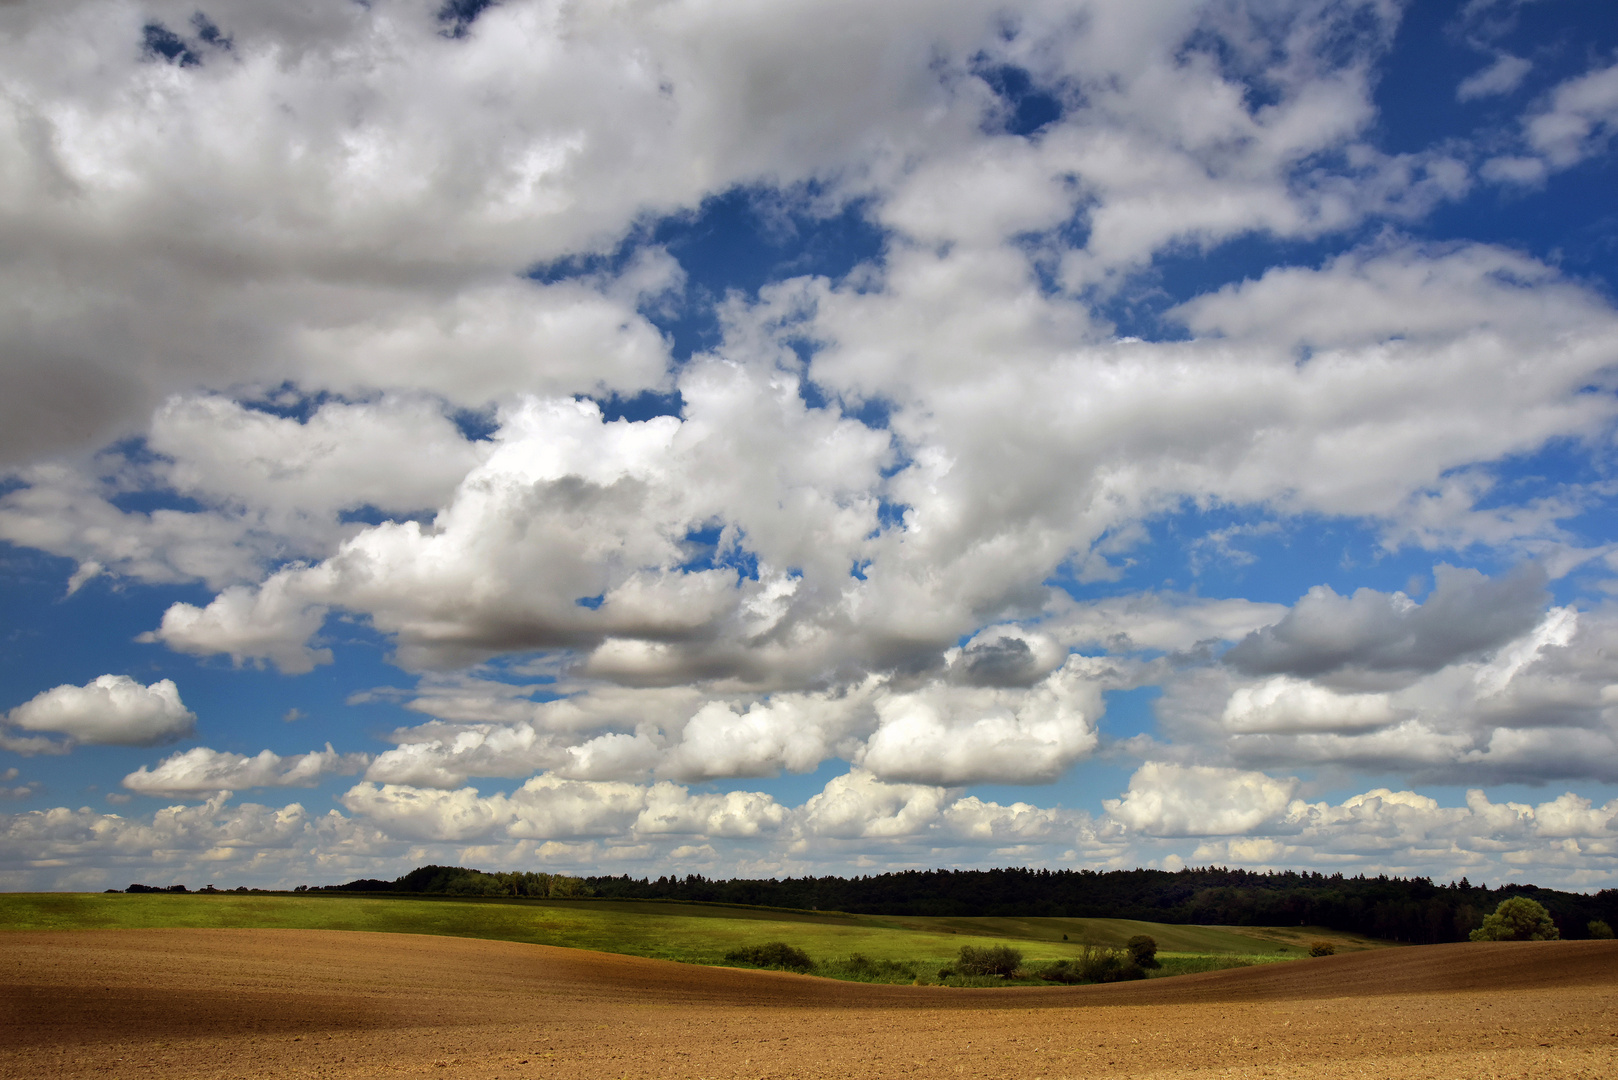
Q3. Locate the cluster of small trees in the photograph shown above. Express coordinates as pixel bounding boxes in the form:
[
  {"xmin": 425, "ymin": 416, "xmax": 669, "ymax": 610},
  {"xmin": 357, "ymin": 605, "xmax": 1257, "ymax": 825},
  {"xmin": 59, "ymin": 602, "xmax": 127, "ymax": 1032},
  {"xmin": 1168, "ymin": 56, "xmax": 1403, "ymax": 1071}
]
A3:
[
  {"xmin": 722, "ymin": 941, "xmax": 816, "ymax": 972},
  {"xmin": 1465, "ymin": 896, "xmax": 1618, "ymax": 941},
  {"xmin": 939, "ymin": 935, "xmax": 1160, "ymax": 984},
  {"xmin": 721, "ymin": 935, "xmax": 1171, "ymax": 986}
]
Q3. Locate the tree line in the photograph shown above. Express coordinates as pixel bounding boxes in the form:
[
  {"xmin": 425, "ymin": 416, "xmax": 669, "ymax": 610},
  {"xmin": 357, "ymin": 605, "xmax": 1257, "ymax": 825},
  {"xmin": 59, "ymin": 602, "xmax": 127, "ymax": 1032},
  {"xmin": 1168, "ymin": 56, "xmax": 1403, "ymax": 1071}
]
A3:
[{"xmin": 316, "ymin": 864, "xmax": 1618, "ymax": 942}]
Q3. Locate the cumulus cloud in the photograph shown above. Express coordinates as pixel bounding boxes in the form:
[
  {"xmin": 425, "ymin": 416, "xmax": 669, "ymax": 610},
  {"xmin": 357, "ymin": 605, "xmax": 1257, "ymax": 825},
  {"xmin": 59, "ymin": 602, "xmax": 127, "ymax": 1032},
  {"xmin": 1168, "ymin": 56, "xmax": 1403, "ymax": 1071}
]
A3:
[
  {"xmin": 1221, "ymin": 677, "xmax": 1399, "ymax": 733},
  {"xmin": 1187, "ymin": 786, "xmax": 1618, "ymax": 886},
  {"xmin": 365, "ymin": 723, "xmax": 566, "ymax": 789},
  {"xmin": 341, "ymin": 774, "xmax": 652, "ymax": 843},
  {"xmin": 1104, "ymin": 762, "xmax": 1298, "ymax": 837},
  {"xmin": 1224, "ymin": 564, "xmax": 1549, "ymax": 686},
  {"xmin": 7, "ymin": 5, "xmax": 1614, "ymax": 716},
  {"xmin": 0, "ymin": 793, "xmax": 338, "ymax": 891},
  {"xmin": 1155, "ymin": 599, "xmax": 1618, "ymax": 785},
  {"xmin": 1, "ymin": 764, "xmax": 1613, "ymax": 890},
  {"xmin": 141, "ymin": 574, "xmax": 333, "ymax": 675},
  {"xmin": 333, "ymin": 766, "xmax": 1092, "ymax": 860},
  {"xmin": 858, "ymin": 656, "xmax": 1106, "ymax": 785},
  {"xmin": 1, "ymin": 1, "xmax": 1617, "ymax": 886},
  {"xmin": 635, "ymin": 783, "xmax": 787, "ymax": 838},
  {"xmin": 123, "ymin": 744, "xmax": 370, "ymax": 797},
  {"xmin": 661, "ymin": 682, "xmax": 876, "ymax": 782},
  {"xmin": 5, "ymin": 675, "xmax": 195, "ymax": 749}
]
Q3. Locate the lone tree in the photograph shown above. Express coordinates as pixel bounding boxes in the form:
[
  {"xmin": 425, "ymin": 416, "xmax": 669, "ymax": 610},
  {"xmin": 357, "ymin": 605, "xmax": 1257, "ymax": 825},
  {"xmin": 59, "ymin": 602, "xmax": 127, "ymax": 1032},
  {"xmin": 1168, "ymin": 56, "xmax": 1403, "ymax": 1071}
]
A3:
[
  {"xmin": 1469, "ymin": 897, "xmax": 1560, "ymax": 941},
  {"xmin": 1124, "ymin": 935, "xmax": 1160, "ymax": 969}
]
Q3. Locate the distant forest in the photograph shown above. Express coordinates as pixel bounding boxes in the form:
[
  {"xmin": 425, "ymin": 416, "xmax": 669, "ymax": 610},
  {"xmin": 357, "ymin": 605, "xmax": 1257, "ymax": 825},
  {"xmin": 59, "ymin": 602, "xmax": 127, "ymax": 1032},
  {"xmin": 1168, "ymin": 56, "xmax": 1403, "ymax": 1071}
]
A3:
[{"xmin": 313, "ymin": 864, "xmax": 1618, "ymax": 944}]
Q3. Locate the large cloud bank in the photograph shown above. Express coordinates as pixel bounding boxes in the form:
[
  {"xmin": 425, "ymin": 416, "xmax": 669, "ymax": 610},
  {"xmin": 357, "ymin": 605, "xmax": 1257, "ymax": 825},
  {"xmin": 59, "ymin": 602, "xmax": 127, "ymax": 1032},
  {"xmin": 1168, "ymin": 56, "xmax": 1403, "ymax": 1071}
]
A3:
[{"xmin": 2, "ymin": 0, "xmax": 1618, "ymax": 889}]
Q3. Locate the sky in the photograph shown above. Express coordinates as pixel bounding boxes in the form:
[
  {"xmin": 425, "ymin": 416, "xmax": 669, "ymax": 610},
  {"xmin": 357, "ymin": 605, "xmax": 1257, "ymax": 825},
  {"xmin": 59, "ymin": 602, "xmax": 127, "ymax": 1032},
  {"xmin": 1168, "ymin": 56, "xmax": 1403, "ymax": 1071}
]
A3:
[{"xmin": 3, "ymin": 0, "xmax": 1618, "ymax": 893}]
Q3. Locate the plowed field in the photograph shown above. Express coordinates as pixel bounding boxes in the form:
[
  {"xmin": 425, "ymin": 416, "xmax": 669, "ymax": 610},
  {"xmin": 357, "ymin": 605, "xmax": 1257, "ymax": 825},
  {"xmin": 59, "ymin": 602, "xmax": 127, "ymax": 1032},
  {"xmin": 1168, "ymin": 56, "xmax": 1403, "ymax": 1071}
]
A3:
[{"xmin": 3, "ymin": 930, "xmax": 1615, "ymax": 1078}]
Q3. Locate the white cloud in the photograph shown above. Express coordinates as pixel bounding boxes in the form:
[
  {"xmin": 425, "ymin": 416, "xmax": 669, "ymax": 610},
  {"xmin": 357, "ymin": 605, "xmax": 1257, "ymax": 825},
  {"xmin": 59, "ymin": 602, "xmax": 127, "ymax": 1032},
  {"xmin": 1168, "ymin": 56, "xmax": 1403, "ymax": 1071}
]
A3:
[
  {"xmin": 365, "ymin": 723, "xmax": 566, "ymax": 789},
  {"xmin": 1184, "ymin": 785, "xmax": 1618, "ymax": 883},
  {"xmin": 1221, "ymin": 677, "xmax": 1399, "ymax": 733},
  {"xmin": 794, "ymin": 769, "xmax": 953, "ymax": 840},
  {"xmin": 5, "ymin": 675, "xmax": 195, "ymax": 749},
  {"xmin": 0, "ymin": 0, "xmax": 1031, "ymax": 465},
  {"xmin": 1, "ymin": 1, "xmax": 1617, "ymax": 886},
  {"xmin": 341, "ymin": 773, "xmax": 653, "ymax": 843},
  {"xmin": 0, "ymin": 462, "xmax": 268, "ymax": 592},
  {"xmin": 1484, "ymin": 58, "xmax": 1618, "ymax": 182},
  {"xmin": 1105, "ymin": 762, "xmax": 1298, "ymax": 836},
  {"xmin": 0, "ymin": 794, "xmax": 336, "ymax": 891},
  {"xmin": 1, "ymin": 765, "xmax": 1612, "ymax": 891},
  {"xmin": 661, "ymin": 683, "xmax": 874, "ymax": 782},
  {"xmin": 123, "ymin": 744, "xmax": 370, "ymax": 797},
  {"xmin": 1457, "ymin": 53, "xmax": 1531, "ymax": 101},
  {"xmin": 10, "ymin": 6, "xmax": 1613, "ymax": 719},
  {"xmin": 1152, "ymin": 600, "xmax": 1618, "ymax": 785},
  {"xmin": 148, "ymin": 393, "xmax": 488, "ymax": 540},
  {"xmin": 337, "ymin": 782, "xmax": 519, "ymax": 844},
  {"xmin": 141, "ymin": 574, "xmax": 332, "ymax": 675},
  {"xmin": 858, "ymin": 655, "xmax": 1105, "ymax": 785},
  {"xmin": 1045, "ymin": 592, "xmax": 1290, "ymax": 655},
  {"xmin": 635, "ymin": 783, "xmax": 786, "ymax": 838}
]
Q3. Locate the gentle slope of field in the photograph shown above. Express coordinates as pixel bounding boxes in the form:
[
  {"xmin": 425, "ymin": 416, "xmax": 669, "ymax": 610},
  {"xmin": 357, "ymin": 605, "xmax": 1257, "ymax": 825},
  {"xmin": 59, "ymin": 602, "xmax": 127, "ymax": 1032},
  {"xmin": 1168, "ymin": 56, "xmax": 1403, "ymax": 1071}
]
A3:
[
  {"xmin": 0, "ymin": 892, "xmax": 1380, "ymax": 981},
  {"xmin": 2, "ymin": 930, "xmax": 1614, "ymax": 1079}
]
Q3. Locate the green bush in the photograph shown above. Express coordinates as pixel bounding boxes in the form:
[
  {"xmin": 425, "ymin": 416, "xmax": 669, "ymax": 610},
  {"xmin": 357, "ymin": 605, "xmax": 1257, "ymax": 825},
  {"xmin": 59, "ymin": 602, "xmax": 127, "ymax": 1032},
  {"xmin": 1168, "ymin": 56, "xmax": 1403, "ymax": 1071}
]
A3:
[
  {"xmin": 1469, "ymin": 897, "xmax": 1560, "ymax": 942},
  {"xmin": 955, "ymin": 944, "xmax": 1023, "ymax": 977},
  {"xmin": 1308, "ymin": 940, "xmax": 1335, "ymax": 957},
  {"xmin": 1125, "ymin": 934, "xmax": 1160, "ymax": 968},
  {"xmin": 722, "ymin": 941, "xmax": 816, "ymax": 972},
  {"xmin": 1588, "ymin": 920, "xmax": 1615, "ymax": 939},
  {"xmin": 1077, "ymin": 943, "xmax": 1145, "ymax": 983}
]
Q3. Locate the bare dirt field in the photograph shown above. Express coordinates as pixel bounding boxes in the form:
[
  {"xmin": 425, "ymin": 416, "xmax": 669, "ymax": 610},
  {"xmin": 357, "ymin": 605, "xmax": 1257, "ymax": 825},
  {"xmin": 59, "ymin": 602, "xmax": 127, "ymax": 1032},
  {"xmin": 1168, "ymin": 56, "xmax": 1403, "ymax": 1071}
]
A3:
[{"xmin": 3, "ymin": 930, "xmax": 1615, "ymax": 1080}]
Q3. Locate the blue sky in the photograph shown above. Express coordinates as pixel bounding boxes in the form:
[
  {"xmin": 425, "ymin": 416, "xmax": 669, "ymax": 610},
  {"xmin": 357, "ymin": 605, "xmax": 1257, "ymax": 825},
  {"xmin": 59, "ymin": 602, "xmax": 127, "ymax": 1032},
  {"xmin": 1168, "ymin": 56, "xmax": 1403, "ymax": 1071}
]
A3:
[{"xmin": 4, "ymin": 0, "xmax": 1618, "ymax": 891}]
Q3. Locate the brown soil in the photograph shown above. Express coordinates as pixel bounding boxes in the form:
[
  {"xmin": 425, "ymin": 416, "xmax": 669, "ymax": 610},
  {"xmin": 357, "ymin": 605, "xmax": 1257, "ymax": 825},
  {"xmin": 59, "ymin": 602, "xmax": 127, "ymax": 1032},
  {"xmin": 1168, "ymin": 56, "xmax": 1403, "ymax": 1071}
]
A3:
[{"xmin": 3, "ymin": 930, "xmax": 1615, "ymax": 1079}]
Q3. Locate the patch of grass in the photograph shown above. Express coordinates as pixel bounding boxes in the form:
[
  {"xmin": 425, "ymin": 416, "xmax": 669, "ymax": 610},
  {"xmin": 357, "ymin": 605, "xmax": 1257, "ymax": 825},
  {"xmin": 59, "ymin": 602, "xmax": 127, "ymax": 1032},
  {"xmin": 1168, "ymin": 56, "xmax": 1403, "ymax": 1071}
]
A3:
[
  {"xmin": 1152, "ymin": 953, "xmax": 1257, "ymax": 977},
  {"xmin": 869, "ymin": 914, "xmax": 1334, "ymax": 955},
  {"xmin": 820, "ymin": 953, "xmax": 924, "ymax": 984},
  {"xmin": 0, "ymin": 893, "xmax": 1383, "ymax": 986}
]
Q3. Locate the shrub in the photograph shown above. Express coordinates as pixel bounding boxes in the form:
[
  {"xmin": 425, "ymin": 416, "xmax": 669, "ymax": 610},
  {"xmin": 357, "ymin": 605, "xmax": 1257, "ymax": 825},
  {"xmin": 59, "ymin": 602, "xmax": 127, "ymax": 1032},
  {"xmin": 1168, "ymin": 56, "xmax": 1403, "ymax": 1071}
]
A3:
[
  {"xmin": 1469, "ymin": 897, "xmax": 1560, "ymax": 942},
  {"xmin": 723, "ymin": 942, "xmax": 816, "ymax": 972},
  {"xmin": 1588, "ymin": 920, "xmax": 1615, "ymax": 940},
  {"xmin": 955, "ymin": 944, "xmax": 1023, "ymax": 977},
  {"xmin": 1308, "ymin": 941, "xmax": 1336, "ymax": 957},
  {"xmin": 1036, "ymin": 959, "xmax": 1082, "ymax": 984},
  {"xmin": 1077, "ymin": 943, "xmax": 1145, "ymax": 983},
  {"xmin": 1125, "ymin": 934, "xmax": 1160, "ymax": 969}
]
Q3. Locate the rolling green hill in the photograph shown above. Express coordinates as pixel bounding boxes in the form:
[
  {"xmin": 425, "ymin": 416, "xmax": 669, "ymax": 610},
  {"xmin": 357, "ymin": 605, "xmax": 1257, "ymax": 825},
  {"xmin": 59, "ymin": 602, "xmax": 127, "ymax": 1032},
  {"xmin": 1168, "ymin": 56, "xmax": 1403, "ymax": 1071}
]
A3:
[{"xmin": 0, "ymin": 892, "xmax": 1388, "ymax": 984}]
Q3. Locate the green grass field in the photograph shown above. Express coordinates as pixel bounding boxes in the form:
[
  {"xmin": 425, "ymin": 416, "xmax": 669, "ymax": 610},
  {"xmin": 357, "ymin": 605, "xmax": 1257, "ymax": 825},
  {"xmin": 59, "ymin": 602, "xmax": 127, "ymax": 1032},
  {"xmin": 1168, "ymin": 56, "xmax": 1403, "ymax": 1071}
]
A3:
[{"xmin": 0, "ymin": 892, "xmax": 1389, "ymax": 985}]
